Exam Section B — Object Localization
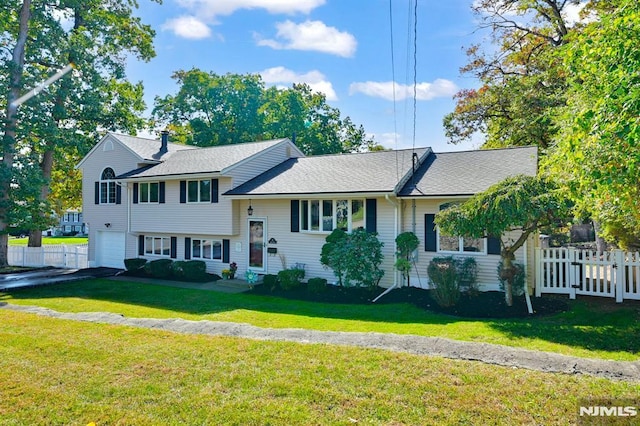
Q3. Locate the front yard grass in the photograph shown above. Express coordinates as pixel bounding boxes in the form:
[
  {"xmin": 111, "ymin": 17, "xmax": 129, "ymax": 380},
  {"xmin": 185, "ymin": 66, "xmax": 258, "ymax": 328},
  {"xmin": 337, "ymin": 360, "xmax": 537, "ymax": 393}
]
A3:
[
  {"xmin": 2, "ymin": 278, "xmax": 639, "ymax": 361},
  {"xmin": 8, "ymin": 236, "xmax": 88, "ymax": 246},
  {"xmin": 0, "ymin": 308, "xmax": 638, "ymax": 425}
]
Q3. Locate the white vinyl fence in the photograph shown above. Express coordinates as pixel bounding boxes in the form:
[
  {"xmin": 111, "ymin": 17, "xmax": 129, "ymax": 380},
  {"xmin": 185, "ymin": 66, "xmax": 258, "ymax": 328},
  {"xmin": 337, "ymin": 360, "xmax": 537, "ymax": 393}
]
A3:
[
  {"xmin": 535, "ymin": 248, "xmax": 640, "ymax": 302},
  {"xmin": 8, "ymin": 244, "xmax": 88, "ymax": 269}
]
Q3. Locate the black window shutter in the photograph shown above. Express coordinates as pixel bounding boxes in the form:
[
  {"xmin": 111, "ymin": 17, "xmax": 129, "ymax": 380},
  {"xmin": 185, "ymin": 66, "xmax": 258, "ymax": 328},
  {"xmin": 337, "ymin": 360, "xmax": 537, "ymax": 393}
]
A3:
[
  {"xmin": 179, "ymin": 181, "xmax": 186, "ymax": 204},
  {"xmin": 94, "ymin": 182, "xmax": 100, "ymax": 204},
  {"xmin": 487, "ymin": 236, "xmax": 501, "ymax": 255},
  {"xmin": 132, "ymin": 183, "xmax": 139, "ymax": 204},
  {"xmin": 138, "ymin": 235, "xmax": 145, "ymax": 256},
  {"xmin": 424, "ymin": 214, "xmax": 437, "ymax": 252},
  {"xmin": 170, "ymin": 236, "xmax": 177, "ymax": 259},
  {"xmin": 185, "ymin": 237, "xmax": 191, "ymax": 259},
  {"xmin": 116, "ymin": 184, "xmax": 122, "ymax": 204},
  {"xmin": 366, "ymin": 199, "xmax": 377, "ymax": 233},
  {"xmin": 290, "ymin": 200, "xmax": 300, "ymax": 232},
  {"xmin": 222, "ymin": 239, "xmax": 230, "ymax": 263},
  {"xmin": 159, "ymin": 182, "xmax": 166, "ymax": 204},
  {"xmin": 211, "ymin": 179, "xmax": 219, "ymax": 203}
]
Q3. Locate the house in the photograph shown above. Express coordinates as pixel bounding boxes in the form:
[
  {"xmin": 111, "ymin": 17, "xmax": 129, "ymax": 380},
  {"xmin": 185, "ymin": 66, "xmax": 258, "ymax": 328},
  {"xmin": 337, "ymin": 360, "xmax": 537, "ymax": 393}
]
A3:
[
  {"xmin": 77, "ymin": 132, "xmax": 538, "ymax": 291},
  {"xmin": 56, "ymin": 210, "xmax": 86, "ymax": 235}
]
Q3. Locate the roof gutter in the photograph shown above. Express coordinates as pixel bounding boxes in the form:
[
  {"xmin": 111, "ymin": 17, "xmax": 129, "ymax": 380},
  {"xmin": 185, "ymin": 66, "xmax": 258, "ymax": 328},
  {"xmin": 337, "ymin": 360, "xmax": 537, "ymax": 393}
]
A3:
[{"xmin": 373, "ymin": 194, "xmax": 401, "ymax": 303}]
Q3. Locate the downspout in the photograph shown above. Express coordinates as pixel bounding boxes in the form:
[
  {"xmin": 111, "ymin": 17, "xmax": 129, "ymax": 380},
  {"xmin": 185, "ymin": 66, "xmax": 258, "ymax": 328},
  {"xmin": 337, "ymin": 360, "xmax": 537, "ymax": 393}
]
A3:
[
  {"xmin": 373, "ymin": 195, "xmax": 400, "ymax": 303},
  {"xmin": 523, "ymin": 238, "xmax": 533, "ymax": 314}
]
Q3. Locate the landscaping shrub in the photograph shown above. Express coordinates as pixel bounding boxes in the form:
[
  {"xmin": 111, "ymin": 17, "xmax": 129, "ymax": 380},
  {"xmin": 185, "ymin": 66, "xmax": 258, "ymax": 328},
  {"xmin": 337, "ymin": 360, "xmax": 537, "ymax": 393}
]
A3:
[
  {"xmin": 171, "ymin": 261, "xmax": 187, "ymax": 278},
  {"xmin": 183, "ymin": 260, "xmax": 207, "ymax": 281},
  {"xmin": 395, "ymin": 232, "xmax": 420, "ymax": 286},
  {"xmin": 263, "ymin": 274, "xmax": 279, "ymax": 291},
  {"xmin": 124, "ymin": 258, "xmax": 147, "ymax": 271},
  {"xmin": 458, "ymin": 257, "xmax": 479, "ymax": 294},
  {"xmin": 144, "ymin": 259, "xmax": 174, "ymax": 278},
  {"xmin": 321, "ymin": 228, "xmax": 384, "ymax": 288},
  {"xmin": 427, "ymin": 257, "xmax": 461, "ymax": 307},
  {"xmin": 307, "ymin": 277, "xmax": 328, "ymax": 294},
  {"xmin": 497, "ymin": 262, "xmax": 526, "ymax": 297},
  {"xmin": 278, "ymin": 268, "xmax": 305, "ymax": 290}
]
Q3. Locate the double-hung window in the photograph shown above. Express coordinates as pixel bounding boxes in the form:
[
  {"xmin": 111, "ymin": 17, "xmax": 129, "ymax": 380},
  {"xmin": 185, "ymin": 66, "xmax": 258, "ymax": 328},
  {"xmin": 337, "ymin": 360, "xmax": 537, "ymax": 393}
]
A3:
[
  {"xmin": 187, "ymin": 179, "xmax": 211, "ymax": 203},
  {"xmin": 144, "ymin": 236, "xmax": 170, "ymax": 256},
  {"xmin": 139, "ymin": 182, "xmax": 159, "ymax": 203},
  {"xmin": 100, "ymin": 168, "xmax": 117, "ymax": 204},
  {"xmin": 300, "ymin": 199, "xmax": 365, "ymax": 233},
  {"xmin": 191, "ymin": 239, "xmax": 222, "ymax": 260},
  {"xmin": 437, "ymin": 202, "xmax": 486, "ymax": 254}
]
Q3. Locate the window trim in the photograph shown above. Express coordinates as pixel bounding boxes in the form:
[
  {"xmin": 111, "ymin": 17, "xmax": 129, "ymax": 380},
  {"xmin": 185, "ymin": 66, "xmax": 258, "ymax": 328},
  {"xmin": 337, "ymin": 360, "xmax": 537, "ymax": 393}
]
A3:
[
  {"xmin": 435, "ymin": 228, "xmax": 488, "ymax": 255},
  {"xmin": 144, "ymin": 236, "xmax": 171, "ymax": 257},
  {"xmin": 299, "ymin": 198, "xmax": 366, "ymax": 234},
  {"xmin": 139, "ymin": 181, "xmax": 160, "ymax": 204},
  {"xmin": 187, "ymin": 179, "xmax": 211, "ymax": 203},
  {"xmin": 190, "ymin": 238, "xmax": 223, "ymax": 261},
  {"xmin": 99, "ymin": 167, "xmax": 117, "ymax": 205}
]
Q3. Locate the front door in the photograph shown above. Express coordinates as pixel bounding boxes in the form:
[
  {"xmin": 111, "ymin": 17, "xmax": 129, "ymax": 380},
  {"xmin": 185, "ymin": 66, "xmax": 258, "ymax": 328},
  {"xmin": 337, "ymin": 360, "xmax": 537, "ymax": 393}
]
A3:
[{"xmin": 248, "ymin": 218, "xmax": 266, "ymax": 272}]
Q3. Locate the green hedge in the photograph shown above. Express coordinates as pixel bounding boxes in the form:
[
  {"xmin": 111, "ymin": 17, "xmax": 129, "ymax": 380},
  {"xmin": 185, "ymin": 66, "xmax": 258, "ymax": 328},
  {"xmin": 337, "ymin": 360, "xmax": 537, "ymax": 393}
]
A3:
[
  {"xmin": 307, "ymin": 277, "xmax": 327, "ymax": 294},
  {"xmin": 277, "ymin": 269, "xmax": 305, "ymax": 290},
  {"xmin": 124, "ymin": 258, "xmax": 147, "ymax": 271},
  {"xmin": 144, "ymin": 259, "xmax": 174, "ymax": 278}
]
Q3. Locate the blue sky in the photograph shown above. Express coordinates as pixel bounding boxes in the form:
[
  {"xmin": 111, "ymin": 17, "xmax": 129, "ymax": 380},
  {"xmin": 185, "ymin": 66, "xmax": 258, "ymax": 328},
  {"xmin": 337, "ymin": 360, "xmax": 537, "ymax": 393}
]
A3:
[{"xmin": 127, "ymin": 0, "xmax": 485, "ymax": 153}]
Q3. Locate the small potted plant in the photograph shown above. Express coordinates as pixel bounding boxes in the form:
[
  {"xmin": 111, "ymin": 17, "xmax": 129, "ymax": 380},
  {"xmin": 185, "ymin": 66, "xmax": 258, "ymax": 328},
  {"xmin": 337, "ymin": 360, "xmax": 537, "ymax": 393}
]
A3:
[{"xmin": 222, "ymin": 262, "xmax": 237, "ymax": 279}]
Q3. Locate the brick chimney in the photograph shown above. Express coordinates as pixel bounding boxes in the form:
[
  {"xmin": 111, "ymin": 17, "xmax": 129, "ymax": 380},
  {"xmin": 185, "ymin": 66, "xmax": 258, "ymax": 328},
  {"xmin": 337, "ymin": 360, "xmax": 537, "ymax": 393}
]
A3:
[{"xmin": 160, "ymin": 130, "xmax": 169, "ymax": 153}]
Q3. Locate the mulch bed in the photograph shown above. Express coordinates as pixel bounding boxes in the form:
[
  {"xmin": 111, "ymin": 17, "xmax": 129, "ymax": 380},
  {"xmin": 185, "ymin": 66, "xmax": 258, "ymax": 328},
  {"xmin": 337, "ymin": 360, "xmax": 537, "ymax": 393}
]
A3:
[{"xmin": 250, "ymin": 284, "xmax": 569, "ymax": 319}]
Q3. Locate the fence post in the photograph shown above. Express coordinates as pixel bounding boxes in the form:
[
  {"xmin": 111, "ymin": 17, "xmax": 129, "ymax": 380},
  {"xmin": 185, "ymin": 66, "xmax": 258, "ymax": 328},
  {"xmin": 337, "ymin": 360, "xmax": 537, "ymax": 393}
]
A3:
[
  {"xmin": 615, "ymin": 250, "xmax": 625, "ymax": 303},
  {"xmin": 568, "ymin": 248, "xmax": 576, "ymax": 300},
  {"xmin": 535, "ymin": 248, "xmax": 542, "ymax": 297}
]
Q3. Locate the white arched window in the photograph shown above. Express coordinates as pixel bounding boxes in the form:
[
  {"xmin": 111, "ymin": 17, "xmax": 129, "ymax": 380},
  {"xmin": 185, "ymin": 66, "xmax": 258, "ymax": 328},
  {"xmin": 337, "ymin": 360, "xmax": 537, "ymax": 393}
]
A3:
[{"xmin": 100, "ymin": 167, "xmax": 117, "ymax": 204}]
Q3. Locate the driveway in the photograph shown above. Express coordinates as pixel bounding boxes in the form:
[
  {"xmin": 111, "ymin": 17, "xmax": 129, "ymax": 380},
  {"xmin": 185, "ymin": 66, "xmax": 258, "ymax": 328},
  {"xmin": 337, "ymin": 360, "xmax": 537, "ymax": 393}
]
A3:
[{"xmin": 0, "ymin": 267, "xmax": 121, "ymax": 291}]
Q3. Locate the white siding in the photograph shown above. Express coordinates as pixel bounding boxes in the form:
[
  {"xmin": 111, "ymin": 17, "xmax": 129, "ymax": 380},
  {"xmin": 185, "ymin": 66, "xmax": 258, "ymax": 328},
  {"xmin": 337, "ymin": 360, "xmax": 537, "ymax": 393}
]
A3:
[
  {"xmin": 130, "ymin": 178, "xmax": 235, "ymax": 235},
  {"xmin": 229, "ymin": 198, "xmax": 397, "ymax": 287},
  {"xmin": 80, "ymin": 135, "xmax": 140, "ymax": 266},
  {"xmin": 402, "ymin": 199, "xmax": 530, "ymax": 291},
  {"xmin": 227, "ymin": 141, "xmax": 301, "ymax": 186}
]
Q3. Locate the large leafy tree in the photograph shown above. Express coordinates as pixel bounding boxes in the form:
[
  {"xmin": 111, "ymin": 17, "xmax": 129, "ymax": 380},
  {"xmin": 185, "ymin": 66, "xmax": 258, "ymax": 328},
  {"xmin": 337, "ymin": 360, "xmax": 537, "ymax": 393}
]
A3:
[
  {"xmin": 545, "ymin": 0, "xmax": 640, "ymax": 249},
  {"xmin": 436, "ymin": 175, "xmax": 570, "ymax": 306},
  {"xmin": 443, "ymin": 0, "xmax": 587, "ymax": 148},
  {"xmin": 153, "ymin": 69, "xmax": 375, "ymax": 155},
  {"xmin": 1, "ymin": 0, "xmax": 158, "ymax": 257}
]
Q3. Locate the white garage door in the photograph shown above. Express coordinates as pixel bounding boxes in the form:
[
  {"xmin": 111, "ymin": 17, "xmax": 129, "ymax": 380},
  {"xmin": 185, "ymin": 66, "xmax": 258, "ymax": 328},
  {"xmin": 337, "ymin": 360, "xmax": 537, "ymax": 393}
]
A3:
[{"xmin": 96, "ymin": 231, "xmax": 125, "ymax": 268}]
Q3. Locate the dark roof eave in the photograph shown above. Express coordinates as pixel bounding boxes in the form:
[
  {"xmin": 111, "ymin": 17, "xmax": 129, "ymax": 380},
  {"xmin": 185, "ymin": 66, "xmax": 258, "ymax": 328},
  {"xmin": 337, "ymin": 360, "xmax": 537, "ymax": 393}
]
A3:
[{"xmin": 224, "ymin": 190, "xmax": 396, "ymax": 198}]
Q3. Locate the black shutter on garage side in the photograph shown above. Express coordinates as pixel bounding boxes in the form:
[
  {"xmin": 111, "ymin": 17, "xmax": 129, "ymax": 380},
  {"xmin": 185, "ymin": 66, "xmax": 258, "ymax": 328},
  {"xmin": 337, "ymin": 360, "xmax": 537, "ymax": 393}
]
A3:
[
  {"xmin": 290, "ymin": 200, "xmax": 300, "ymax": 232},
  {"xmin": 179, "ymin": 181, "xmax": 186, "ymax": 203},
  {"xmin": 211, "ymin": 179, "xmax": 219, "ymax": 203},
  {"xmin": 424, "ymin": 214, "xmax": 437, "ymax": 252},
  {"xmin": 94, "ymin": 182, "xmax": 100, "ymax": 204},
  {"xmin": 132, "ymin": 183, "xmax": 139, "ymax": 204},
  {"xmin": 159, "ymin": 182, "xmax": 166, "ymax": 204},
  {"xmin": 170, "ymin": 237, "xmax": 177, "ymax": 259},
  {"xmin": 115, "ymin": 184, "xmax": 122, "ymax": 204},
  {"xmin": 138, "ymin": 235, "xmax": 145, "ymax": 256},
  {"xmin": 184, "ymin": 237, "xmax": 191, "ymax": 259}
]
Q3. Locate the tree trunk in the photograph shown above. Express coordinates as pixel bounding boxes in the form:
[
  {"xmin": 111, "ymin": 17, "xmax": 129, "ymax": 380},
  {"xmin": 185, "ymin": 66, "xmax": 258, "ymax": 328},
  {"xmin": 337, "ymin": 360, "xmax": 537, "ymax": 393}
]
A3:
[
  {"xmin": 502, "ymin": 255, "xmax": 515, "ymax": 307},
  {"xmin": 28, "ymin": 148, "xmax": 54, "ymax": 247},
  {"xmin": 0, "ymin": 0, "xmax": 31, "ymax": 267}
]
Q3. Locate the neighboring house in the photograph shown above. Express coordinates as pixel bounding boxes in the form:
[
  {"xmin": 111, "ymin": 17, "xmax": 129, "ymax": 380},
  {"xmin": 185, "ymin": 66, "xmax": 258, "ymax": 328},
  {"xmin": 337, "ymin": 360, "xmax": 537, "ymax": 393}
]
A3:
[
  {"xmin": 56, "ymin": 210, "xmax": 86, "ymax": 235},
  {"xmin": 78, "ymin": 132, "xmax": 538, "ymax": 291}
]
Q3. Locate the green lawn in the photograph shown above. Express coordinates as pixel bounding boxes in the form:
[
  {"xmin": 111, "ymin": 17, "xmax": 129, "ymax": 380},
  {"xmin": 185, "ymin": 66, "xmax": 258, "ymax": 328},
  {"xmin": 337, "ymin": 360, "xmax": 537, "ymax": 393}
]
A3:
[
  {"xmin": 8, "ymin": 236, "xmax": 88, "ymax": 246},
  {"xmin": 3, "ymin": 278, "xmax": 639, "ymax": 361},
  {"xmin": 0, "ymin": 308, "xmax": 638, "ymax": 425}
]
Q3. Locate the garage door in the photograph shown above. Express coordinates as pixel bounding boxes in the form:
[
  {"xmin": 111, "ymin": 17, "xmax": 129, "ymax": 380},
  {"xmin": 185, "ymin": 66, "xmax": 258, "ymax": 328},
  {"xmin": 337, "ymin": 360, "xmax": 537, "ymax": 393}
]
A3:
[{"xmin": 96, "ymin": 231, "xmax": 125, "ymax": 268}]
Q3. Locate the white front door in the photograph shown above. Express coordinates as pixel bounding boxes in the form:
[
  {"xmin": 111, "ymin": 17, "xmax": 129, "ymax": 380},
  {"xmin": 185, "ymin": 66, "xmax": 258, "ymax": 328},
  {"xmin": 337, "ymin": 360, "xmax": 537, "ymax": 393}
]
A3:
[{"xmin": 248, "ymin": 218, "xmax": 266, "ymax": 272}]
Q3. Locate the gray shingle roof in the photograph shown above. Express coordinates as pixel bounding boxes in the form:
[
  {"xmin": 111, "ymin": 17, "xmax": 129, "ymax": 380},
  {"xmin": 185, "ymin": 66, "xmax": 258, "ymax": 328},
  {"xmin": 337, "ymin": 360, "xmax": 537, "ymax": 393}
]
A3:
[
  {"xmin": 398, "ymin": 146, "xmax": 538, "ymax": 197},
  {"xmin": 225, "ymin": 148, "xmax": 430, "ymax": 196},
  {"xmin": 122, "ymin": 139, "xmax": 289, "ymax": 179},
  {"xmin": 111, "ymin": 133, "xmax": 196, "ymax": 162}
]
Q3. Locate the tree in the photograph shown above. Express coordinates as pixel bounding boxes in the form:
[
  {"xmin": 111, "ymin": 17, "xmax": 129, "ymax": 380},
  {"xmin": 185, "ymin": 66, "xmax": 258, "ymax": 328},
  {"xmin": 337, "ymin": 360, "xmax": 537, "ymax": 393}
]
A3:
[
  {"xmin": 443, "ymin": 0, "xmax": 587, "ymax": 148},
  {"xmin": 0, "ymin": 1, "xmax": 158, "ymax": 255},
  {"xmin": 153, "ymin": 69, "xmax": 375, "ymax": 155},
  {"xmin": 544, "ymin": 0, "xmax": 640, "ymax": 249},
  {"xmin": 435, "ymin": 175, "xmax": 570, "ymax": 306}
]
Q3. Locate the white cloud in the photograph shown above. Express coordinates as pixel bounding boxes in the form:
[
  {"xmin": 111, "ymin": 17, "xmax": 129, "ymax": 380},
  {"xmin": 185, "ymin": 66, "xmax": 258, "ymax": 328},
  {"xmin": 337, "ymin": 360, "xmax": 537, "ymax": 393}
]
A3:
[
  {"xmin": 176, "ymin": 0, "xmax": 325, "ymax": 19},
  {"xmin": 259, "ymin": 66, "xmax": 338, "ymax": 101},
  {"xmin": 162, "ymin": 16, "xmax": 212, "ymax": 39},
  {"xmin": 256, "ymin": 20, "xmax": 357, "ymax": 57},
  {"xmin": 562, "ymin": 2, "xmax": 596, "ymax": 26},
  {"xmin": 349, "ymin": 79, "xmax": 458, "ymax": 101}
]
